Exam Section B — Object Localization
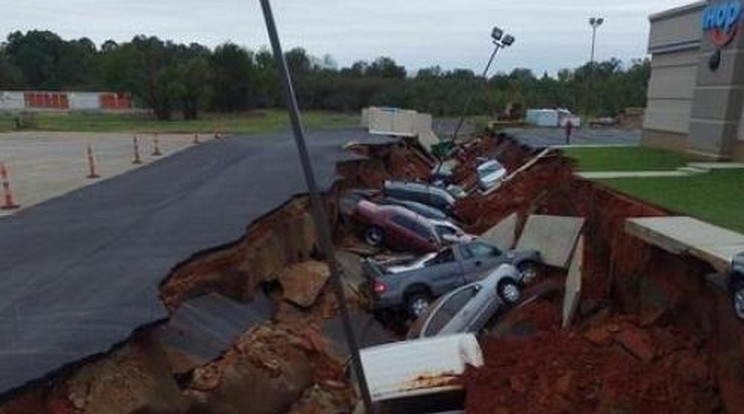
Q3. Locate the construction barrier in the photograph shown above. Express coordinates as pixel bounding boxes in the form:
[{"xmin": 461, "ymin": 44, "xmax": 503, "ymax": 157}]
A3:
[
  {"xmin": 0, "ymin": 162, "xmax": 20, "ymax": 210},
  {"xmin": 132, "ymin": 135, "xmax": 142, "ymax": 165},
  {"xmin": 86, "ymin": 145, "xmax": 100, "ymax": 179}
]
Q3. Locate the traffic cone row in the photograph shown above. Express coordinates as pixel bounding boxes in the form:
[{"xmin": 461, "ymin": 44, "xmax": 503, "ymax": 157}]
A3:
[{"xmin": 1, "ymin": 131, "xmax": 222, "ymax": 213}]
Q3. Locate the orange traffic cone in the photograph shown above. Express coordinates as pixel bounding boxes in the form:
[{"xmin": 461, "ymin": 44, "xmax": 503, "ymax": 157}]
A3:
[
  {"xmin": 152, "ymin": 133, "xmax": 162, "ymax": 156},
  {"xmin": 1, "ymin": 162, "xmax": 20, "ymax": 210},
  {"xmin": 86, "ymin": 144, "xmax": 100, "ymax": 179},
  {"xmin": 133, "ymin": 135, "xmax": 142, "ymax": 165}
]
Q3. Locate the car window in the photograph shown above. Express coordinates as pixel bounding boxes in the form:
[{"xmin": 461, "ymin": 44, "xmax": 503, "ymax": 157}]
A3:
[
  {"xmin": 424, "ymin": 286, "xmax": 480, "ymax": 336},
  {"xmin": 426, "ymin": 248, "xmax": 455, "ymax": 266},
  {"xmin": 466, "ymin": 242, "xmax": 501, "ymax": 259},
  {"xmin": 436, "ymin": 225, "xmax": 457, "ymax": 238}
]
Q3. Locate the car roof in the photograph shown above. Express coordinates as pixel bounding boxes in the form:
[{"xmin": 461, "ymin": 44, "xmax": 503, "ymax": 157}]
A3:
[
  {"xmin": 384, "ymin": 180, "xmax": 455, "ymax": 201},
  {"xmin": 362, "ymin": 200, "xmax": 436, "ymax": 226},
  {"xmin": 383, "ymin": 198, "xmax": 448, "ymax": 217}
]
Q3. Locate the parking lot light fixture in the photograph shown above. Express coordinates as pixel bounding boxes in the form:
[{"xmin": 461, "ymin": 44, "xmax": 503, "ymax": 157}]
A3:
[{"xmin": 452, "ymin": 26, "xmax": 516, "ymax": 144}]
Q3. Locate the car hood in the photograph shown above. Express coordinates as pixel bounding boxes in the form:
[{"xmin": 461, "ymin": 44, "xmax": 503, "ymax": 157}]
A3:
[{"xmin": 385, "ymin": 253, "xmax": 438, "ymax": 274}]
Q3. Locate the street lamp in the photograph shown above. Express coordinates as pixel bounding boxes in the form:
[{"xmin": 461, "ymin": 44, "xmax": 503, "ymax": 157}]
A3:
[
  {"xmin": 451, "ymin": 26, "xmax": 516, "ymax": 144},
  {"xmin": 587, "ymin": 17, "xmax": 604, "ymax": 115}
]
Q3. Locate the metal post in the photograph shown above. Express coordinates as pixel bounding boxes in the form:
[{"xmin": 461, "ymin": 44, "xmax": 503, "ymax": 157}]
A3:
[
  {"xmin": 588, "ymin": 25, "xmax": 597, "ymax": 115},
  {"xmin": 452, "ymin": 44, "xmax": 501, "ymax": 144},
  {"xmin": 258, "ymin": 1, "xmax": 375, "ymax": 412}
]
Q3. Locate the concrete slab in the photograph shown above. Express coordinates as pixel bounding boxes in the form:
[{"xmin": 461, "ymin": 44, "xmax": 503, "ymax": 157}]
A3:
[
  {"xmin": 516, "ymin": 215, "xmax": 585, "ymax": 269},
  {"xmin": 0, "ymin": 132, "xmax": 198, "ymax": 218},
  {"xmin": 625, "ymin": 217, "xmax": 744, "ymax": 272},
  {"xmin": 577, "ymin": 171, "xmax": 690, "ymax": 179},
  {"xmin": 154, "ymin": 293, "xmax": 273, "ymax": 374},
  {"xmin": 563, "ymin": 235, "xmax": 584, "ymax": 328},
  {"xmin": 478, "ymin": 213, "xmax": 518, "ymax": 250}
]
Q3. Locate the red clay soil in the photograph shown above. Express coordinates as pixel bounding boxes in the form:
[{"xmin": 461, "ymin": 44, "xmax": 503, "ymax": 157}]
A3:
[
  {"xmin": 456, "ymin": 155, "xmax": 574, "ymax": 234},
  {"xmin": 466, "ymin": 304, "xmax": 720, "ymax": 414},
  {"xmin": 458, "ymin": 136, "xmax": 744, "ymax": 413}
]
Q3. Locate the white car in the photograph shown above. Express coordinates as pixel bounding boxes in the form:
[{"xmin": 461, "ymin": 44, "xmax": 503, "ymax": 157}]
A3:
[
  {"xmin": 477, "ymin": 160, "xmax": 507, "ymax": 191},
  {"xmin": 408, "ymin": 264, "xmax": 521, "ymax": 339}
]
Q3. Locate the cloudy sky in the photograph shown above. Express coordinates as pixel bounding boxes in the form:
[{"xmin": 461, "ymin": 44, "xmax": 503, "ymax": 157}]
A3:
[{"xmin": 6, "ymin": 0, "xmax": 694, "ymax": 74}]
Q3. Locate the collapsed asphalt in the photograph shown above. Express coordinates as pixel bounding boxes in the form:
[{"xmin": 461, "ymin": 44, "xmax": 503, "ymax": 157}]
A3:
[{"xmin": 0, "ymin": 129, "xmax": 396, "ymax": 396}]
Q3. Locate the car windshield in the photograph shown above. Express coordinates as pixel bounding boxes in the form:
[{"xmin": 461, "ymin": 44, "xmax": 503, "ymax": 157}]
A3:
[{"xmin": 426, "ymin": 248, "xmax": 455, "ymax": 266}]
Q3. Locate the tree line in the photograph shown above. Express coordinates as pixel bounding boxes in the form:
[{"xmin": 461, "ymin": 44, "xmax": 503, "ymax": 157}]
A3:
[{"xmin": 0, "ymin": 30, "xmax": 651, "ymax": 120}]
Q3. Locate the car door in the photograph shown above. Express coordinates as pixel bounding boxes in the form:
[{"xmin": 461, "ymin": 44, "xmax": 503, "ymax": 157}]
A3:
[
  {"xmin": 460, "ymin": 242, "xmax": 504, "ymax": 282},
  {"xmin": 389, "ymin": 215, "xmax": 436, "ymax": 252},
  {"xmin": 421, "ymin": 248, "xmax": 465, "ymax": 296}
]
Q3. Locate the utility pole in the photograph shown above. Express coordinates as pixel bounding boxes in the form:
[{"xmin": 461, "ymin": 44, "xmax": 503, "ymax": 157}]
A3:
[
  {"xmin": 257, "ymin": 1, "xmax": 375, "ymax": 412},
  {"xmin": 587, "ymin": 17, "xmax": 604, "ymax": 116}
]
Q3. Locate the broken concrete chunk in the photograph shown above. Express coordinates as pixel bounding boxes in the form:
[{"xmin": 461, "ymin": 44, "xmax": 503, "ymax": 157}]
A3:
[
  {"xmin": 276, "ymin": 261, "xmax": 331, "ymax": 308},
  {"xmin": 516, "ymin": 215, "xmax": 585, "ymax": 269},
  {"xmin": 562, "ymin": 235, "xmax": 584, "ymax": 328},
  {"xmin": 478, "ymin": 212, "xmax": 518, "ymax": 250}
]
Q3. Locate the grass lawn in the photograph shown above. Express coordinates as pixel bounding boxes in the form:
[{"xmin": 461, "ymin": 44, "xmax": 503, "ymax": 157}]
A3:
[
  {"xmin": 564, "ymin": 146, "xmax": 690, "ymax": 172},
  {"xmin": 600, "ymin": 169, "xmax": 744, "ymax": 233},
  {"xmin": 0, "ymin": 109, "xmax": 359, "ymax": 134}
]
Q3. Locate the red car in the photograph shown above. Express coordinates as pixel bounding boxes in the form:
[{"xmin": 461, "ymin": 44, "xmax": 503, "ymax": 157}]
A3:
[{"xmin": 352, "ymin": 200, "xmax": 441, "ymax": 253}]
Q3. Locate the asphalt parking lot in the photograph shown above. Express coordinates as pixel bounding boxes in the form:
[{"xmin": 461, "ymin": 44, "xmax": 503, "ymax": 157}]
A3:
[
  {"xmin": 502, "ymin": 127, "xmax": 641, "ymax": 149},
  {"xmin": 0, "ymin": 129, "xmax": 394, "ymax": 395},
  {"xmin": 0, "ymin": 132, "xmax": 199, "ymax": 217}
]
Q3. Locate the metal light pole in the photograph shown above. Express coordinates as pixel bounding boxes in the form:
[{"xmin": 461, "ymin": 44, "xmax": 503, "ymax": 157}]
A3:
[
  {"xmin": 451, "ymin": 27, "xmax": 515, "ymax": 144},
  {"xmin": 258, "ymin": 1, "xmax": 374, "ymax": 412},
  {"xmin": 587, "ymin": 17, "xmax": 604, "ymax": 116}
]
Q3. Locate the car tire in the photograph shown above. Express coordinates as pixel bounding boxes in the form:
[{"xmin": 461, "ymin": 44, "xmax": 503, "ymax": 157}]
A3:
[
  {"xmin": 406, "ymin": 292, "xmax": 431, "ymax": 320},
  {"xmin": 517, "ymin": 261, "xmax": 539, "ymax": 284},
  {"xmin": 363, "ymin": 226, "xmax": 384, "ymax": 247},
  {"xmin": 731, "ymin": 276, "xmax": 744, "ymax": 321},
  {"xmin": 498, "ymin": 279, "xmax": 521, "ymax": 305}
]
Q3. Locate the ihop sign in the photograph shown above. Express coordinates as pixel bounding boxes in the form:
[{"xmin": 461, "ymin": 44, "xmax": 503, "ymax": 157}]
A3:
[{"xmin": 703, "ymin": 1, "xmax": 744, "ymax": 47}]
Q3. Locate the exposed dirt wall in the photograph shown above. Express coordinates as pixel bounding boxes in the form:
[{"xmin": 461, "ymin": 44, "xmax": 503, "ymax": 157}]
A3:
[{"xmin": 461, "ymin": 136, "xmax": 744, "ymax": 413}]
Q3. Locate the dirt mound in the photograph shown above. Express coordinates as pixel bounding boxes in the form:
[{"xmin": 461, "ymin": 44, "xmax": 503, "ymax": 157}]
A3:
[{"xmin": 466, "ymin": 310, "xmax": 719, "ymax": 414}]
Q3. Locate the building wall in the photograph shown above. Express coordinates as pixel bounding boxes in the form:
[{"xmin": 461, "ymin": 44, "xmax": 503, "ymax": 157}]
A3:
[
  {"xmin": 644, "ymin": 1, "xmax": 744, "ymax": 160},
  {"xmin": 0, "ymin": 92, "xmax": 25, "ymax": 110},
  {"xmin": 644, "ymin": 50, "xmax": 699, "ymax": 134},
  {"xmin": 0, "ymin": 91, "xmax": 134, "ymax": 112},
  {"xmin": 643, "ymin": 4, "xmax": 704, "ymax": 152}
]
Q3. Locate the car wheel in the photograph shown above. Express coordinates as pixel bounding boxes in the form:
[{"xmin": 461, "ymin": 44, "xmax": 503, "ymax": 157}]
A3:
[
  {"xmin": 363, "ymin": 226, "xmax": 384, "ymax": 247},
  {"xmin": 406, "ymin": 292, "xmax": 431, "ymax": 320},
  {"xmin": 518, "ymin": 261, "xmax": 539, "ymax": 284},
  {"xmin": 732, "ymin": 277, "xmax": 744, "ymax": 321},
  {"xmin": 498, "ymin": 279, "xmax": 521, "ymax": 305}
]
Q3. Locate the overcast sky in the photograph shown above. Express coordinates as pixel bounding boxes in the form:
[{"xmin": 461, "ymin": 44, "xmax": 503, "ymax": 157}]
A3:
[{"xmin": 5, "ymin": 0, "xmax": 694, "ymax": 74}]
